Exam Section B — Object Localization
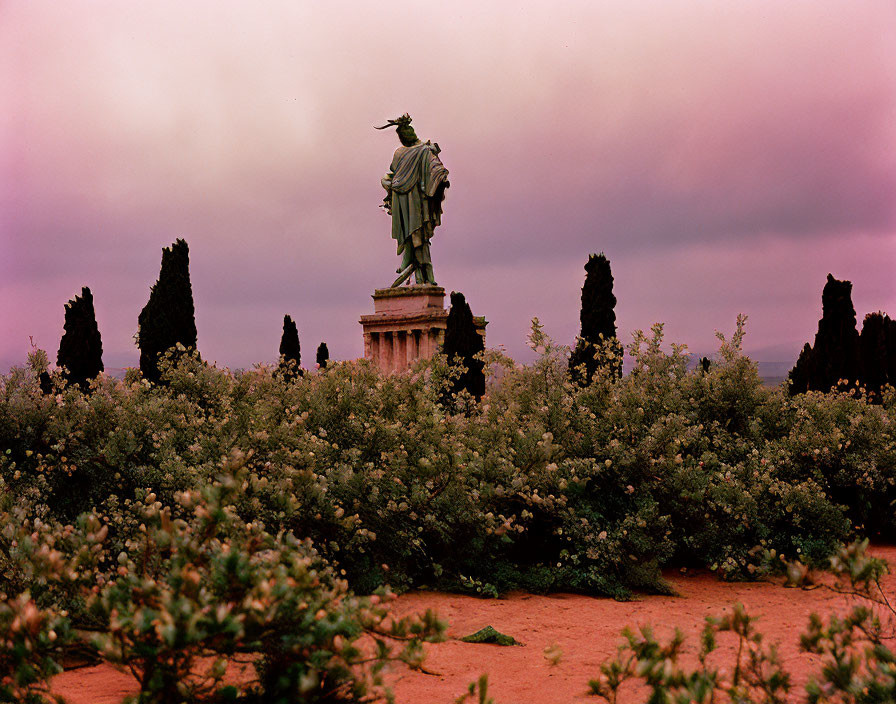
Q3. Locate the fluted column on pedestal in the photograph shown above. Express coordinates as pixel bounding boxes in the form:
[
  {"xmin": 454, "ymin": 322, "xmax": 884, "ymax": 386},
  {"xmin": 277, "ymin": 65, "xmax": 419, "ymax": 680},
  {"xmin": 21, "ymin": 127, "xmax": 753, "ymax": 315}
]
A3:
[{"xmin": 360, "ymin": 285, "xmax": 486, "ymax": 374}]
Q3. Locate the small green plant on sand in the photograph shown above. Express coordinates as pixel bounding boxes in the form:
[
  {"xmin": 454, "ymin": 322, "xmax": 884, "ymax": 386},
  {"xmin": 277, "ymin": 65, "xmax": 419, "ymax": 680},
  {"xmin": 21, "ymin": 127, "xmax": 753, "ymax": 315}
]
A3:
[
  {"xmin": 800, "ymin": 540, "xmax": 896, "ymax": 703},
  {"xmin": 588, "ymin": 603, "xmax": 789, "ymax": 704},
  {"xmin": 589, "ymin": 540, "xmax": 896, "ymax": 704},
  {"xmin": 455, "ymin": 674, "xmax": 496, "ymax": 704}
]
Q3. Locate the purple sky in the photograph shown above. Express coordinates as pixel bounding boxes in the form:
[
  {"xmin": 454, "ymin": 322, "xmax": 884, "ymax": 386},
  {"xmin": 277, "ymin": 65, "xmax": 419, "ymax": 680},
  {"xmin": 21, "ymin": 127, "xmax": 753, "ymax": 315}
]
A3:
[{"xmin": 2, "ymin": 1, "xmax": 895, "ymax": 371}]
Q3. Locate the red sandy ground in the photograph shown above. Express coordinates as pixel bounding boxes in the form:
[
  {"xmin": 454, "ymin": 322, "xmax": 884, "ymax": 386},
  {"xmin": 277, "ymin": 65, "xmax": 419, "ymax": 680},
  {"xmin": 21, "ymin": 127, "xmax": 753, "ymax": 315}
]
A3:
[{"xmin": 52, "ymin": 546, "xmax": 896, "ymax": 704}]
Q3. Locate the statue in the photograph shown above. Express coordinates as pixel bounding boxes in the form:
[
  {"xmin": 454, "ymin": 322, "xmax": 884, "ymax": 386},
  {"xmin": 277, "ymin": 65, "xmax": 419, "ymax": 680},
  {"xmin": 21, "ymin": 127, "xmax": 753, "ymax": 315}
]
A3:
[{"xmin": 376, "ymin": 114, "xmax": 449, "ymax": 287}]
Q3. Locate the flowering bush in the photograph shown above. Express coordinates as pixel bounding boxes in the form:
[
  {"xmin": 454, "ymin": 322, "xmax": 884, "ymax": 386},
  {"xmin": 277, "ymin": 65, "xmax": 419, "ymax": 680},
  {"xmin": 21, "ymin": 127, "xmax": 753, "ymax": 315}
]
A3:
[
  {"xmin": 0, "ymin": 450, "xmax": 444, "ymax": 703},
  {"xmin": 0, "ymin": 591, "xmax": 70, "ymax": 704},
  {"xmin": 1, "ymin": 319, "xmax": 894, "ymax": 605},
  {"xmin": 87, "ymin": 450, "xmax": 444, "ymax": 703},
  {"xmin": 0, "ymin": 496, "xmax": 98, "ymax": 703}
]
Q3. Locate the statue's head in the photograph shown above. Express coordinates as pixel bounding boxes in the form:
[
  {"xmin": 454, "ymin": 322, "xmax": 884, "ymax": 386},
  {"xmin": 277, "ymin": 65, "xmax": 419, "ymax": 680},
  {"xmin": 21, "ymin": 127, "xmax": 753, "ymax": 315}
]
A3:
[{"xmin": 375, "ymin": 113, "xmax": 419, "ymax": 146}]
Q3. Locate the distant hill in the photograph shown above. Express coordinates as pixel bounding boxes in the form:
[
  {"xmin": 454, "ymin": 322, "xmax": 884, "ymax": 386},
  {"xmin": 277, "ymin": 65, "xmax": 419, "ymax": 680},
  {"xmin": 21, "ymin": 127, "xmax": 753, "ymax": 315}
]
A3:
[
  {"xmin": 754, "ymin": 361, "xmax": 791, "ymax": 388},
  {"xmin": 684, "ymin": 353, "xmax": 792, "ymax": 388}
]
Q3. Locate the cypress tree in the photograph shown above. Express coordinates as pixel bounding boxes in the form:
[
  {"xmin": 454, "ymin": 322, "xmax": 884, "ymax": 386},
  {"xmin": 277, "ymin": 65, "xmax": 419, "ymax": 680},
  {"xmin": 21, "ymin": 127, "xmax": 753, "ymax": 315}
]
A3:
[
  {"xmin": 137, "ymin": 239, "xmax": 198, "ymax": 383},
  {"xmin": 57, "ymin": 286, "xmax": 104, "ymax": 390},
  {"xmin": 788, "ymin": 343, "xmax": 813, "ymax": 395},
  {"xmin": 889, "ymin": 317, "xmax": 896, "ymax": 391},
  {"xmin": 39, "ymin": 371, "xmax": 54, "ymax": 395},
  {"xmin": 569, "ymin": 253, "xmax": 621, "ymax": 384},
  {"xmin": 816, "ymin": 274, "xmax": 861, "ymax": 390},
  {"xmin": 316, "ymin": 342, "xmax": 329, "ymax": 369},
  {"xmin": 443, "ymin": 291, "xmax": 485, "ymax": 400},
  {"xmin": 859, "ymin": 312, "xmax": 894, "ymax": 397},
  {"xmin": 279, "ymin": 315, "xmax": 302, "ymax": 378},
  {"xmin": 788, "ymin": 274, "xmax": 860, "ymax": 394}
]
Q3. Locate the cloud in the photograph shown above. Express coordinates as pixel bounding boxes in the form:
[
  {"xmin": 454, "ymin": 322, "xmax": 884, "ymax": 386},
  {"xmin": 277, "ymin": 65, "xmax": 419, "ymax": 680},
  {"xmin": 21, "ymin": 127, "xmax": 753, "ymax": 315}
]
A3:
[{"xmin": 1, "ymin": 0, "xmax": 894, "ymax": 370}]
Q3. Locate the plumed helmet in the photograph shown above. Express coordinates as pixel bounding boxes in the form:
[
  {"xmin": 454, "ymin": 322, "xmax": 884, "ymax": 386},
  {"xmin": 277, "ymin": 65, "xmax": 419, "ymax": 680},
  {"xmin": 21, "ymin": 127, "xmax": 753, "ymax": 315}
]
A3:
[{"xmin": 374, "ymin": 113, "xmax": 413, "ymax": 130}]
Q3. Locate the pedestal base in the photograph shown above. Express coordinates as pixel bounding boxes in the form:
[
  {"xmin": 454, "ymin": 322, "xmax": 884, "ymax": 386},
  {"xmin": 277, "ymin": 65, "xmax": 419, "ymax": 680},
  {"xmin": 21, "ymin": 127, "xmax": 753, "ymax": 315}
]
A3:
[{"xmin": 359, "ymin": 285, "xmax": 486, "ymax": 374}]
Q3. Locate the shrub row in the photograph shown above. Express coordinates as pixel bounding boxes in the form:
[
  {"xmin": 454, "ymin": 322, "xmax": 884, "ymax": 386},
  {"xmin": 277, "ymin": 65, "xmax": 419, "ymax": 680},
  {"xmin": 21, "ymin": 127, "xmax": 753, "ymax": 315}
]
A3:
[{"xmin": 2, "ymin": 319, "xmax": 895, "ymax": 606}]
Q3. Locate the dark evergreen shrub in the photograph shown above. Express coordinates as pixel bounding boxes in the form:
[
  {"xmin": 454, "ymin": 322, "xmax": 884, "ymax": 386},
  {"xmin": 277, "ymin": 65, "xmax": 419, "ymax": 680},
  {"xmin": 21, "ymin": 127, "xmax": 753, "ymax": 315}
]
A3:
[
  {"xmin": 569, "ymin": 253, "xmax": 621, "ymax": 384},
  {"xmin": 279, "ymin": 314, "xmax": 302, "ymax": 379},
  {"xmin": 137, "ymin": 239, "xmax": 197, "ymax": 383},
  {"xmin": 443, "ymin": 291, "xmax": 485, "ymax": 400},
  {"xmin": 57, "ymin": 287, "xmax": 104, "ymax": 390},
  {"xmin": 788, "ymin": 274, "xmax": 860, "ymax": 394},
  {"xmin": 859, "ymin": 312, "xmax": 894, "ymax": 397},
  {"xmin": 788, "ymin": 343, "xmax": 813, "ymax": 394},
  {"xmin": 889, "ymin": 317, "xmax": 896, "ymax": 389},
  {"xmin": 38, "ymin": 372, "xmax": 53, "ymax": 395},
  {"xmin": 316, "ymin": 342, "xmax": 329, "ymax": 369}
]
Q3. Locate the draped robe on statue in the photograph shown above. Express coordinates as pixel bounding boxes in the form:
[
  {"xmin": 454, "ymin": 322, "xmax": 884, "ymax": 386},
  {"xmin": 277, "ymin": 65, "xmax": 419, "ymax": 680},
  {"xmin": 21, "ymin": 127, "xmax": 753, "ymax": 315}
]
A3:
[{"xmin": 381, "ymin": 141, "xmax": 449, "ymax": 285}]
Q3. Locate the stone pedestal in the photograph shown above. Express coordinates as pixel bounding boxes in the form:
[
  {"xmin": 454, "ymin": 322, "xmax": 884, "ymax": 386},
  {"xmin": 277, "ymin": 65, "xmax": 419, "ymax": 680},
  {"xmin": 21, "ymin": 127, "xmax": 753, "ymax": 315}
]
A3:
[{"xmin": 360, "ymin": 285, "xmax": 486, "ymax": 373}]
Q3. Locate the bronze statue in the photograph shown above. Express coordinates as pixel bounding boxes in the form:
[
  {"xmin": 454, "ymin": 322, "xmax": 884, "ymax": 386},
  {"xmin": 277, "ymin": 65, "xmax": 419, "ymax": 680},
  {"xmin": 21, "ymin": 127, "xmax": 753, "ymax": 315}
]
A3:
[{"xmin": 376, "ymin": 114, "xmax": 449, "ymax": 287}]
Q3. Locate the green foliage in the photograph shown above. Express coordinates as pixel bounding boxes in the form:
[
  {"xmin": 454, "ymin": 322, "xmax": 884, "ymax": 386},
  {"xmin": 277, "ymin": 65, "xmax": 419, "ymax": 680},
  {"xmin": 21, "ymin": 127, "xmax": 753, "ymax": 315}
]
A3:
[
  {"xmin": 4, "ymin": 316, "xmax": 896, "ymax": 701},
  {"xmin": 801, "ymin": 606, "xmax": 896, "ymax": 703},
  {"xmin": 0, "ymin": 592, "xmax": 70, "ymax": 704},
  {"xmin": 1, "ymin": 316, "xmax": 894, "ymax": 606},
  {"xmin": 800, "ymin": 540, "xmax": 896, "ymax": 703},
  {"xmin": 588, "ymin": 541, "xmax": 896, "ymax": 704},
  {"xmin": 0, "ymin": 506, "xmax": 98, "ymax": 704},
  {"xmin": 589, "ymin": 603, "xmax": 790, "ymax": 703},
  {"xmin": 455, "ymin": 674, "xmax": 496, "ymax": 704},
  {"xmin": 87, "ymin": 451, "xmax": 444, "ymax": 703},
  {"xmin": 0, "ymin": 452, "xmax": 444, "ymax": 703}
]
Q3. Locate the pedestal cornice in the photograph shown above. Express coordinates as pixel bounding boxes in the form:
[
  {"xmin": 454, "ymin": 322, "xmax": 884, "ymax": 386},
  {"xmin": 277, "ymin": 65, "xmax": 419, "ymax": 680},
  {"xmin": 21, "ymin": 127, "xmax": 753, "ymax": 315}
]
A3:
[{"xmin": 360, "ymin": 284, "xmax": 485, "ymax": 374}]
